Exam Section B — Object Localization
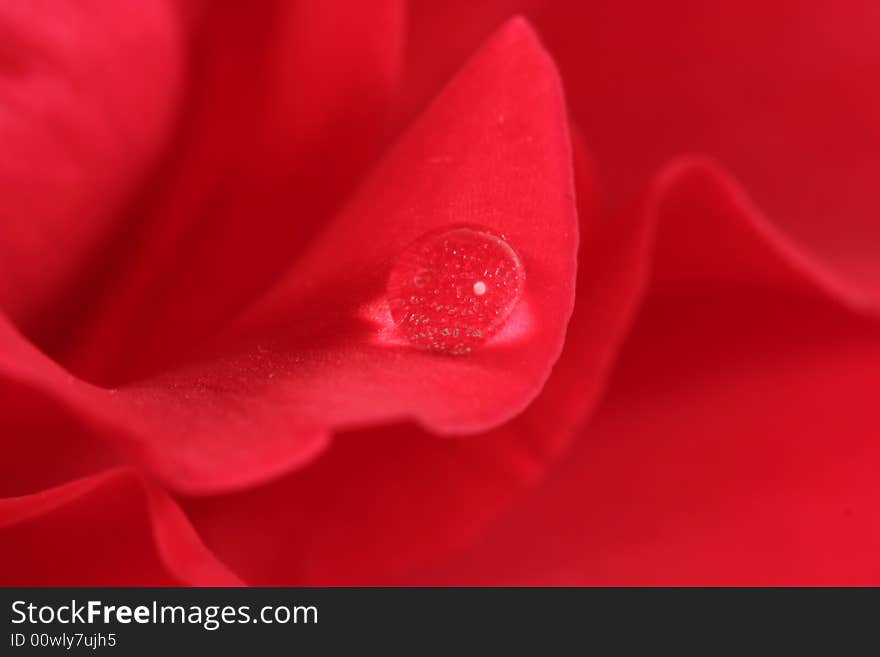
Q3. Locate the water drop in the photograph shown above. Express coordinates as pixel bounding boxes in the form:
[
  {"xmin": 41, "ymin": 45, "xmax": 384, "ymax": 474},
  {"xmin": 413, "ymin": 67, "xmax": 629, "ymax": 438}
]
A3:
[{"xmin": 386, "ymin": 226, "xmax": 525, "ymax": 354}]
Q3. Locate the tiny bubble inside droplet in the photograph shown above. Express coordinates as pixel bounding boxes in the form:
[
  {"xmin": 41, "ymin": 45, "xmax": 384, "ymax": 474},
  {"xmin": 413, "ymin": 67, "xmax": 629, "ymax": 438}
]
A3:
[{"xmin": 386, "ymin": 226, "xmax": 525, "ymax": 355}]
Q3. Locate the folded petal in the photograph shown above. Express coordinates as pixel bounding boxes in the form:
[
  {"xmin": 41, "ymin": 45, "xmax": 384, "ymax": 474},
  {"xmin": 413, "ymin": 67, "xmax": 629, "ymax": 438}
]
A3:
[
  {"xmin": 0, "ymin": 316, "xmax": 328, "ymax": 495},
  {"xmin": 0, "ymin": 469, "xmax": 241, "ymax": 585},
  {"xmin": 222, "ymin": 17, "xmax": 577, "ymax": 435},
  {"xmin": 0, "ymin": 0, "xmax": 183, "ymax": 337},
  {"xmin": 0, "ymin": 18, "xmax": 577, "ymax": 496},
  {"xmin": 405, "ymin": 162, "xmax": 880, "ymax": 585},
  {"xmin": 0, "ymin": 373, "xmax": 119, "ymax": 497},
  {"xmin": 64, "ymin": 0, "xmax": 406, "ymax": 383},
  {"xmin": 407, "ymin": 0, "xmax": 880, "ymax": 297},
  {"xmin": 184, "ymin": 119, "xmax": 601, "ymax": 588}
]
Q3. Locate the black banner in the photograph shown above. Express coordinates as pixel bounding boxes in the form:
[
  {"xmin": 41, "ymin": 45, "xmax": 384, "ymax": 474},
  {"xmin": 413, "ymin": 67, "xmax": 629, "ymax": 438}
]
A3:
[{"xmin": 1, "ymin": 587, "xmax": 874, "ymax": 653}]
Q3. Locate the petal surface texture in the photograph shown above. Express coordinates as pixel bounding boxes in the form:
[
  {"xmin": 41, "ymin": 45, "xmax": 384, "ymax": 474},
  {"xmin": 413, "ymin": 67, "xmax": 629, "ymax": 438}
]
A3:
[
  {"xmin": 0, "ymin": 19, "xmax": 577, "ymax": 496},
  {"xmin": 3, "ymin": 1, "xmax": 880, "ymax": 586}
]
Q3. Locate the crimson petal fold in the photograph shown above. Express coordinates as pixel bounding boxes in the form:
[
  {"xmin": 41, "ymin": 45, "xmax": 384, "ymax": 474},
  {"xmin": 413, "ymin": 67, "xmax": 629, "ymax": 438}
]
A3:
[
  {"xmin": 0, "ymin": 18, "xmax": 577, "ymax": 497},
  {"xmin": 0, "ymin": 469, "xmax": 242, "ymax": 585},
  {"xmin": 405, "ymin": 159, "xmax": 880, "ymax": 585}
]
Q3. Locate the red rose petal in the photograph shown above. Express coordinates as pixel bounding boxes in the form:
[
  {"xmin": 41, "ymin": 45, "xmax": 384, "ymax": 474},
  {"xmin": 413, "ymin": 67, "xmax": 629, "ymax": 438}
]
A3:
[
  {"xmin": 186, "ymin": 158, "xmax": 880, "ymax": 585},
  {"xmin": 414, "ymin": 311, "xmax": 880, "ymax": 585},
  {"xmin": 0, "ymin": 469, "xmax": 241, "ymax": 585},
  {"xmin": 406, "ymin": 1, "xmax": 880, "ymax": 298},
  {"xmin": 0, "ymin": 315, "xmax": 330, "ymax": 495},
  {"xmin": 63, "ymin": 0, "xmax": 406, "ymax": 384},
  {"xmin": 0, "ymin": 18, "xmax": 577, "ymax": 496},
  {"xmin": 183, "ymin": 126, "xmax": 602, "ymax": 587},
  {"xmin": 404, "ymin": 162, "xmax": 880, "ymax": 585},
  {"xmin": 0, "ymin": 0, "xmax": 183, "ymax": 338},
  {"xmin": 218, "ymin": 17, "xmax": 576, "ymax": 434},
  {"xmin": 0, "ymin": 376, "xmax": 120, "ymax": 497}
]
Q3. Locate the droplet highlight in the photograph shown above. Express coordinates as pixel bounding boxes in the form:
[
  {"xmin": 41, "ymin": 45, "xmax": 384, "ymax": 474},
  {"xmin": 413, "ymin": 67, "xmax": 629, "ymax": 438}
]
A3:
[{"xmin": 386, "ymin": 226, "xmax": 525, "ymax": 354}]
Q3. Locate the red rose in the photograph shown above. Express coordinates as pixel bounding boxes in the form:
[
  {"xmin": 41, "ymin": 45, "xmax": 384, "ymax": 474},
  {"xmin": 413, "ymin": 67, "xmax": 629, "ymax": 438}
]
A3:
[{"xmin": 1, "ymin": 1, "xmax": 878, "ymax": 585}]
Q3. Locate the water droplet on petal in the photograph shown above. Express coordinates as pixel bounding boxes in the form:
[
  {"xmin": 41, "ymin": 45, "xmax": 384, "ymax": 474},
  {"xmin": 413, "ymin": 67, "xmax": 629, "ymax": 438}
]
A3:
[{"xmin": 387, "ymin": 226, "xmax": 525, "ymax": 354}]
